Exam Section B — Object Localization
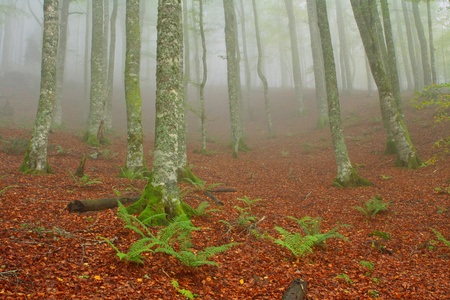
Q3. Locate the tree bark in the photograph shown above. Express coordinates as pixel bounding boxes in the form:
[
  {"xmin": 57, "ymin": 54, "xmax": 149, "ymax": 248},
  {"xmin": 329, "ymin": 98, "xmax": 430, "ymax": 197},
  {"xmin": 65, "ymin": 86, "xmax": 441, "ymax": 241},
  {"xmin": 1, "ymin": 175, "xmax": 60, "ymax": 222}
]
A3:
[
  {"xmin": 393, "ymin": 0, "xmax": 413, "ymax": 91},
  {"xmin": 238, "ymin": 0, "xmax": 252, "ymax": 122},
  {"xmin": 335, "ymin": 0, "xmax": 353, "ymax": 95},
  {"xmin": 198, "ymin": 0, "xmax": 208, "ymax": 152},
  {"xmin": 105, "ymin": 0, "xmax": 118, "ymax": 130},
  {"xmin": 426, "ymin": 0, "xmax": 436, "ymax": 84},
  {"xmin": 316, "ymin": 0, "xmax": 370, "ymax": 187},
  {"xmin": 412, "ymin": 1, "xmax": 432, "ymax": 86},
  {"xmin": 19, "ymin": 0, "xmax": 59, "ymax": 174},
  {"xmin": 401, "ymin": 0, "xmax": 421, "ymax": 91},
  {"xmin": 122, "ymin": 0, "xmax": 145, "ymax": 175}
]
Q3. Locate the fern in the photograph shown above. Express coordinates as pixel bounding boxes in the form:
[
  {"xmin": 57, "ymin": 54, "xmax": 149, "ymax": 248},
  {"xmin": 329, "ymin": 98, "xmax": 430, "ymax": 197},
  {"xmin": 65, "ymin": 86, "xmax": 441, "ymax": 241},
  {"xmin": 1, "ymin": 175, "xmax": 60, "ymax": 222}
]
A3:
[
  {"xmin": 352, "ymin": 195, "xmax": 391, "ymax": 220},
  {"xmin": 430, "ymin": 228, "xmax": 450, "ymax": 248}
]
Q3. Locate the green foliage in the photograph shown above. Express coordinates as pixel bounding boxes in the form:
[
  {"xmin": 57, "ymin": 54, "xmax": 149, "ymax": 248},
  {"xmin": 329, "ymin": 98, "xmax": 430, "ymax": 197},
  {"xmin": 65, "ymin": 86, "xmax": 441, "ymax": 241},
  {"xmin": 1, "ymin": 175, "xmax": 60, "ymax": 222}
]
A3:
[
  {"xmin": 430, "ymin": 228, "xmax": 450, "ymax": 248},
  {"xmin": 171, "ymin": 280, "xmax": 198, "ymax": 299},
  {"xmin": 352, "ymin": 195, "xmax": 391, "ymax": 220},
  {"xmin": 336, "ymin": 274, "xmax": 353, "ymax": 284},
  {"xmin": 1, "ymin": 136, "xmax": 28, "ymax": 155},
  {"xmin": 273, "ymin": 216, "xmax": 349, "ymax": 258},
  {"xmin": 181, "ymin": 201, "xmax": 220, "ymax": 218},
  {"xmin": 369, "ymin": 230, "xmax": 393, "ymax": 240},
  {"xmin": 281, "ymin": 150, "xmax": 290, "ymax": 157},
  {"xmin": 183, "ymin": 178, "xmax": 222, "ymax": 192},
  {"xmin": 102, "ymin": 202, "xmax": 239, "ymax": 267},
  {"xmin": 381, "ymin": 174, "xmax": 392, "ymax": 180},
  {"xmin": 118, "ymin": 167, "xmax": 147, "ymax": 180},
  {"xmin": 359, "ymin": 260, "xmax": 374, "ymax": 271},
  {"xmin": 67, "ymin": 170, "xmax": 103, "ymax": 187},
  {"xmin": 0, "ymin": 185, "xmax": 17, "ymax": 195},
  {"xmin": 101, "ymin": 149, "xmax": 118, "ymax": 160},
  {"xmin": 435, "ymin": 186, "xmax": 450, "ymax": 195}
]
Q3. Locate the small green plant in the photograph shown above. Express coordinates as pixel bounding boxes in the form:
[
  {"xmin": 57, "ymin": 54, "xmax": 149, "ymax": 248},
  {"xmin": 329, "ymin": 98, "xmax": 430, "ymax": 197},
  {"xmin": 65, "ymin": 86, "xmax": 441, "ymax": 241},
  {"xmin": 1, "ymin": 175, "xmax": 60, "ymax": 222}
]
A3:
[
  {"xmin": 281, "ymin": 150, "xmax": 290, "ymax": 157},
  {"xmin": 430, "ymin": 228, "xmax": 450, "ymax": 248},
  {"xmin": 434, "ymin": 186, "xmax": 450, "ymax": 195},
  {"xmin": 352, "ymin": 195, "xmax": 391, "ymax": 220},
  {"xmin": 183, "ymin": 178, "xmax": 223, "ymax": 192},
  {"xmin": 101, "ymin": 149, "xmax": 118, "ymax": 160},
  {"xmin": 235, "ymin": 196, "xmax": 263, "ymax": 226},
  {"xmin": 171, "ymin": 280, "xmax": 198, "ymax": 299},
  {"xmin": 101, "ymin": 202, "xmax": 239, "ymax": 267},
  {"xmin": 381, "ymin": 174, "xmax": 392, "ymax": 180},
  {"xmin": 336, "ymin": 274, "xmax": 353, "ymax": 284},
  {"xmin": 301, "ymin": 142, "xmax": 312, "ymax": 152},
  {"xmin": 55, "ymin": 145, "xmax": 71, "ymax": 155},
  {"xmin": 67, "ymin": 170, "xmax": 103, "ymax": 187},
  {"xmin": 181, "ymin": 201, "xmax": 220, "ymax": 218},
  {"xmin": 273, "ymin": 216, "xmax": 349, "ymax": 258},
  {"xmin": 359, "ymin": 260, "xmax": 374, "ymax": 271},
  {"xmin": 1, "ymin": 137, "xmax": 28, "ymax": 154},
  {"xmin": 369, "ymin": 230, "xmax": 392, "ymax": 240},
  {"xmin": 368, "ymin": 289, "xmax": 379, "ymax": 297},
  {"xmin": 118, "ymin": 167, "xmax": 147, "ymax": 180},
  {"xmin": 437, "ymin": 207, "xmax": 448, "ymax": 213},
  {"xmin": 0, "ymin": 185, "xmax": 17, "ymax": 195}
]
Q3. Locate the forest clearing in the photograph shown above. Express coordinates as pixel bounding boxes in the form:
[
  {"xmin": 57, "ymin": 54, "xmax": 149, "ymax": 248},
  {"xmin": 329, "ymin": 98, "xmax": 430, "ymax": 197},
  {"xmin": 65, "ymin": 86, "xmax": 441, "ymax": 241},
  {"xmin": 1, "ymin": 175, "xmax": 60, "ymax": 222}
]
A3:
[{"xmin": 0, "ymin": 88, "xmax": 449, "ymax": 299}]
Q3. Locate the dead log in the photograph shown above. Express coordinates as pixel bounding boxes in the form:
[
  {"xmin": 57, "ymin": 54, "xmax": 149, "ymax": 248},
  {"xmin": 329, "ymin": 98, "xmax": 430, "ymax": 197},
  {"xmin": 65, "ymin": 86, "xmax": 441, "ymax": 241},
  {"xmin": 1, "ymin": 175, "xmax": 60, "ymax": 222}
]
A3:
[
  {"xmin": 281, "ymin": 278, "xmax": 307, "ymax": 300},
  {"xmin": 209, "ymin": 188, "xmax": 237, "ymax": 193},
  {"xmin": 204, "ymin": 191, "xmax": 224, "ymax": 206},
  {"xmin": 67, "ymin": 196, "xmax": 140, "ymax": 213},
  {"xmin": 75, "ymin": 154, "xmax": 87, "ymax": 177}
]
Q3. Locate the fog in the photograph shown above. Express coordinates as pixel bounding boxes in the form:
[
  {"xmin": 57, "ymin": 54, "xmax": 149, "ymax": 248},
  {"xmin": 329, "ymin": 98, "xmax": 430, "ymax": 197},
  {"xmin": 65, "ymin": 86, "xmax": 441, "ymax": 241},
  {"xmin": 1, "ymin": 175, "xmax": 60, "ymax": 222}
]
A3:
[{"xmin": 0, "ymin": 0, "xmax": 449, "ymax": 132}]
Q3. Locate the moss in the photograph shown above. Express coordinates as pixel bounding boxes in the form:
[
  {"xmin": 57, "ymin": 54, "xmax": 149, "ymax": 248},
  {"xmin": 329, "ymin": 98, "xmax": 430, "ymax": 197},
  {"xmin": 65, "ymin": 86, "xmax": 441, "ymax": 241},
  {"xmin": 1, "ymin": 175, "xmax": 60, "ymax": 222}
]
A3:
[
  {"xmin": 18, "ymin": 147, "xmax": 54, "ymax": 174},
  {"xmin": 82, "ymin": 131, "xmax": 99, "ymax": 146},
  {"xmin": 395, "ymin": 153, "xmax": 422, "ymax": 170},
  {"xmin": 333, "ymin": 168, "xmax": 372, "ymax": 188},
  {"xmin": 238, "ymin": 138, "xmax": 251, "ymax": 153},
  {"xmin": 178, "ymin": 165, "xmax": 202, "ymax": 184},
  {"xmin": 383, "ymin": 139, "xmax": 398, "ymax": 155}
]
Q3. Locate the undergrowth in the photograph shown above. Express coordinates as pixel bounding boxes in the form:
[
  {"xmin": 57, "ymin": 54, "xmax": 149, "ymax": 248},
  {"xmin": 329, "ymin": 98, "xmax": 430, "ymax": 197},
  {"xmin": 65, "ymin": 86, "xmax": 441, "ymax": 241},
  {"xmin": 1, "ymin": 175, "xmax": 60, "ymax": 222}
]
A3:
[{"xmin": 352, "ymin": 195, "xmax": 391, "ymax": 220}]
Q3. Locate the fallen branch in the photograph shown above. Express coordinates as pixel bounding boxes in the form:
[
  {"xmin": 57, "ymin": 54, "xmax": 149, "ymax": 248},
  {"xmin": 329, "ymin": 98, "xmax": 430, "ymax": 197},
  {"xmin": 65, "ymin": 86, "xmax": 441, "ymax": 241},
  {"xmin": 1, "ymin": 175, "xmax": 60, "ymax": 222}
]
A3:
[
  {"xmin": 204, "ymin": 191, "xmax": 224, "ymax": 206},
  {"xmin": 67, "ymin": 196, "xmax": 141, "ymax": 213}
]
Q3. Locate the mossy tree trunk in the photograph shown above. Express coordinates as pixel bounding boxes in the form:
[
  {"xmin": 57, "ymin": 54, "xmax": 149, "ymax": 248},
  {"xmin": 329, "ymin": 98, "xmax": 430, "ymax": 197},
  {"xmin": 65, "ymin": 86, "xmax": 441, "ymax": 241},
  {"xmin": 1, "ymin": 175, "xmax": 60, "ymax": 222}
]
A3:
[
  {"xmin": 251, "ymin": 0, "xmax": 274, "ymax": 138},
  {"xmin": 178, "ymin": 0, "xmax": 188, "ymax": 170},
  {"xmin": 198, "ymin": 0, "xmax": 208, "ymax": 152},
  {"xmin": 316, "ymin": 0, "xmax": 370, "ymax": 188},
  {"xmin": 351, "ymin": 0, "xmax": 421, "ymax": 169},
  {"xmin": 52, "ymin": 0, "xmax": 70, "ymax": 128},
  {"xmin": 121, "ymin": 0, "xmax": 145, "ymax": 175},
  {"xmin": 284, "ymin": 0, "xmax": 304, "ymax": 116},
  {"xmin": 380, "ymin": 0, "xmax": 403, "ymax": 117},
  {"xmin": 401, "ymin": 0, "xmax": 422, "ymax": 91},
  {"xmin": 83, "ymin": 0, "xmax": 105, "ymax": 146},
  {"xmin": 306, "ymin": 0, "xmax": 328, "ymax": 129},
  {"xmin": 105, "ymin": 0, "xmax": 118, "ymax": 131},
  {"xmin": 412, "ymin": 1, "xmax": 432, "ymax": 86},
  {"xmin": 223, "ymin": 0, "xmax": 243, "ymax": 158},
  {"xmin": 152, "ymin": 0, "xmax": 185, "ymax": 219},
  {"xmin": 19, "ymin": 0, "xmax": 59, "ymax": 175}
]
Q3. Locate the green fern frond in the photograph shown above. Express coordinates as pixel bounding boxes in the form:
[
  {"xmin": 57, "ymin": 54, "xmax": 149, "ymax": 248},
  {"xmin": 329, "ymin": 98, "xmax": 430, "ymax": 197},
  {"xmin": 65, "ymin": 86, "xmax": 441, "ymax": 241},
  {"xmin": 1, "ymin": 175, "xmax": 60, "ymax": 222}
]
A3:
[
  {"xmin": 275, "ymin": 226, "xmax": 292, "ymax": 237},
  {"xmin": 430, "ymin": 228, "xmax": 450, "ymax": 248}
]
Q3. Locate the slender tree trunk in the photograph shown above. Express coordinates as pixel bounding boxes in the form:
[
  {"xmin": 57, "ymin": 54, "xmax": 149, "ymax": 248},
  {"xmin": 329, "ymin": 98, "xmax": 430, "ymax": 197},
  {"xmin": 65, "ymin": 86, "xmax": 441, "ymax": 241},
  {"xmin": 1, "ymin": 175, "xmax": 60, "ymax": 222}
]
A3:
[
  {"xmin": 401, "ymin": 0, "xmax": 421, "ymax": 91},
  {"xmin": 102, "ymin": 0, "xmax": 109, "ymax": 93},
  {"xmin": 178, "ymin": 0, "xmax": 189, "ymax": 169},
  {"xmin": 251, "ymin": 0, "xmax": 274, "ymax": 139},
  {"xmin": 426, "ymin": 0, "xmax": 436, "ymax": 84},
  {"xmin": 121, "ymin": 0, "xmax": 145, "ymax": 175},
  {"xmin": 412, "ymin": 1, "xmax": 432, "ymax": 86},
  {"xmin": 232, "ymin": 2, "xmax": 245, "ymax": 136},
  {"xmin": 351, "ymin": 0, "xmax": 421, "ymax": 169},
  {"xmin": 19, "ymin": 0, "xmax": 59, "ymax": 174},
  {"xmin": 83, "ymin": 0, "xmax": 105, "ymax": 146},
  {"xmin": 335, "ymin": 0, "xmax": 353, "ymax": 95},
  {"xmin": 238, "ymin": 0, "xmax": 252, "ymax": 121},
  {"xmin": 223, "ymin": 0, "xmax": 243, "ymax": 158},
  {"xmin": 52, "ymin": 0, "xmax": 70, "ymax": 127},
  {"xmin": 105, "ymin": 0, "xmax": 118, "ymax": 130},
  {"xmin": 153, "ymin": 0, "xmax": 184, "ymax": 218},
  {"xmin": 393, "ymin": 0, "xmax": 413, "ymax": 91},
  {"xmin": 365, "ymin": 55, "xmax": 374, "ymax": 97},
  {"xmin": 82, "ymin": 1, "xmax": 90, "ymax": 123},
  {"xmin": 316, "ymin": 0, "xmax": 370, "ymax": 187},
  {"xmin": 198, "ymin": 0, "xmax": 208, "ymax": 152},
  {"xmin": 284, "ymin": 0, "xmax": 304, "ymax": 115},
  {"xmin": 380, "ymin": 0, "xmax": 403, "ymax": 117},
  {"xmin": 306, "ymin": 0, "xmax": 328, "ymax": 129}
]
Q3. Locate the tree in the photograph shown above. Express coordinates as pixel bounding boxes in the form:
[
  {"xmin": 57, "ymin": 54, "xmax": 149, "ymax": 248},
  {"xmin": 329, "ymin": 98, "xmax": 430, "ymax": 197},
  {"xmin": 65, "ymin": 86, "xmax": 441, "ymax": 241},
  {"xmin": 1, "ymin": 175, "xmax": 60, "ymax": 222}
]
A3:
[
  {"xmin": 306, "ymin": 0, "xmax": 328, "ymax": 129},
  {"xmin": 426, "ymin": 0, "xmax": 437, "ymax": 84},
  {"xmin": 351, "ymin": 0, "xmax": 421, "ymax": 169},
  {"xmin": 19, "ymin": 0, "xmax": 59, "ymax": 174},
  {"xmin": 284, "ymin": 0, "xmax": 304, "ymax": 116},
  {"xmin": 316, "ymin": 0, "xmax": 370, "ymax": 187},
  {"xmin": 105, "ymin": 0, "xmax": 118, "ymax": 130},
  {"xmin": 223, "ymin": 0, "xmax": 243, "ymax": 158},
  {"xmin": 238, "ymin": 0, "xmax": 252, "ymax": 121},
  {"xmin": 401, "ymin": 0, "xmax": 422, "ymax": 91},
  {"xmin": 198, "ymin": 0, "xmax": 208, "ymax": 152},
  {"xmin": 380, "ymin": 0, "xmax": 403, "ymax": 117},
  {"xmin": 335, "ymin": 0, "xmax": 353, "ymax": 95},
  {"xmin": 52, "ymin": 0, "xmax": 71, "ymax": 127},
  {"xmin": 252, "ymin": 0, "xmax": 274, "ymax": 139},
  {"xmin": 412, "ymin": 0, "xmax": 432, "ymax": 86},
  {"xmin": 82, "ymin": 0, "xmax": 105, "ymax": 146},
  {"xmin": 121, "ymin": 0, "xmax": 145, "ymax": 175}
]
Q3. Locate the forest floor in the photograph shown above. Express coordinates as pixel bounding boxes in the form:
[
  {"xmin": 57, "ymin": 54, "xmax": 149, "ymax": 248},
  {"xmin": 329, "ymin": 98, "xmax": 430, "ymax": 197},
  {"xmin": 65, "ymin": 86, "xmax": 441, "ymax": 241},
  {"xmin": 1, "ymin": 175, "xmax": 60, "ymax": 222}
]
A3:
[{"xmin": 0, "ymin": 88, "xmax": 449, "ymax": 299}]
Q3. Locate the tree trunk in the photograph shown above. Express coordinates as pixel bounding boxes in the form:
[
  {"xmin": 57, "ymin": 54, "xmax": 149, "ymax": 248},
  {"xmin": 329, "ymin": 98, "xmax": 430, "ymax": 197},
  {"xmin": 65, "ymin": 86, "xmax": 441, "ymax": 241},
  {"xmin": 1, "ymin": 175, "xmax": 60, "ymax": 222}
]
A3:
[
  {"xmin": 284, "ymin": 0, "xmax": 304, "ymax": 115},
  {"xmin": 380, "ymin": 0, "xmax": 403, "ymax": 117},
  {"xmin": 105, "ymin": 0, "xmax": 118, "ymax": 131},
  {"xmin": 252, "ymin": 0, "xmax": 274, "ymax": 139},
  {"xmin": 426, "ymin": 0, "xmax": 436, "ymax": 84},
  {"xmin": 412, "ymin": 1, "xmax": 432, "ymax": 86},
  {"xmin": 82, "ymin": 1, "xmax": 90, "ymax": 123},
  {"xmin": 351, "ymin": 0, "xmax": 421, "ymax": 169},
  {"xmin": 401, "ymin": 0, "xmax": 422, "ymax": 91},
  {"xmin": 198, "ymin": 0, "xmax": 208, "ymax": 152},
  {"xmin": 223, "ymin": 0, "xmax": 243, "ymax": 158},
  {"xmin": 121, "ymin": 0, "xmax": 145, "ymax": 175},
  {"xmin": 238, "ymin": 0, "xmax": 252, "ymax": 122},
  {"xmin": 19, "ymin": 0, "xmax": 59, "ymax": 174},
  {"xmin": 83, "ymin": 0, "xmax": 105, "ymax": 146},
  {"xmin": 365, "ymin": 55, "xmax": 374, "ymax": 97},
  {"xmin": 52, "ymin": 0, "xmax": 70, "ymax": 127},
  {"xmin": 335, "ymin": 0, "xmax": 353, "ymax": 95},
  {"xmin": 393, "ymin": 0, "xmax": 413, "ymax": 91},
  {"xmin": 306, "ymin": 0, "xmax": 328, "ymax": 129},
  {"xmin": 316, "ymin": 0, "xmax": 370, "ymax": 187}
]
